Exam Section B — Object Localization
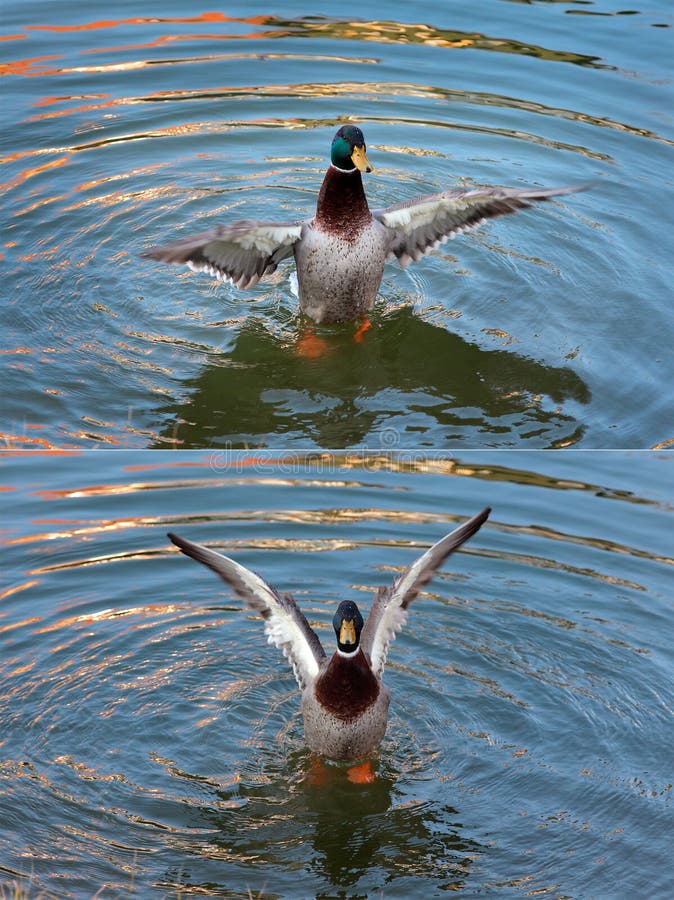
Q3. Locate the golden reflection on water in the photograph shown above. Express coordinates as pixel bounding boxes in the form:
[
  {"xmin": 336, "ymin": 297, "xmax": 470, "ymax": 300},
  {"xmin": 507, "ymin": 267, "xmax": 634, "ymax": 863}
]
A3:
[
  {"xmin": 23, "ymin": 12, "xmax": 269, "ymax": 33},
  {"xmin": 33, "ymin": 603, "xmax": 186, "ymax": 634},
  {"xmin": 9, "ymin": 504, "xmax": 469, "ymax": 550},
  {"xmin": 30, "ymin": 475, "xmax": 376, "ymax": 501},
  {"xmin": 5, "ymin": 451, "xmax": 666, "ymax": 512},
  {"xmin": 0, "ymin": 152, "xmax": 72, "ymax": 194},
  {"xmin": 14, "ymin": 80, "xmax": 663, "ymax": 153},
  {"xmin": 11, "ymin": 523, "xmax": 665, "ymax": 597},
  {"xmin": 0, "ymin": 431, "xmax": 59, "ymax": 449},
  {"xmin": 25, "ymin": 12, "xmax": 599, "ymax": 71},
  {"xmin": 0, "ymin": 581, "xmax": 41, "ymax": 603},
  {"xmin": 0, "ymin": 614, "xmax": 42, "ymax": 634}
]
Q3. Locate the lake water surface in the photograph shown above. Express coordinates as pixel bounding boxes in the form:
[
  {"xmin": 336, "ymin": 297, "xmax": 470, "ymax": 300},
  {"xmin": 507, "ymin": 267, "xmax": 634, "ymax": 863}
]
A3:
[
  {"xmin": 1, "ymin": 450, "xmax": 672, "ymax": 897},
  {"xmin": 1, "ymin": 1, "xmax": 673, "ymax": 449}
]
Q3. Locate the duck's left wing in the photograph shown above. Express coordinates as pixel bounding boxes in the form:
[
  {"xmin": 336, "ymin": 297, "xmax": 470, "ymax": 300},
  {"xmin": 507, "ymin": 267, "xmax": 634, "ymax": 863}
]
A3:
[
  {"xmin": 168, "ymin": 533, "xmax": 325, "ymax": 689},
  {"xmin": 374, "ymin": 184, "xmax": 589, "ymax": 268},
  {"xmin": 360, "ymin": 508, "xmax": 491, "ymax": 678},
  {"xmin": 143, "ymin": 220, "xmax": 302, "ymax": 290}
]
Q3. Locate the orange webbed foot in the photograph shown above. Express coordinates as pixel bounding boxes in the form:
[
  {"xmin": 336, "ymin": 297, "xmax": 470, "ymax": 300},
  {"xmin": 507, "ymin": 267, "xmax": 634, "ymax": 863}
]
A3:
[
  {"xmin": 306, "ymin": 757, "xmax": 331, "ymax": 787},
  {"xmin": 295, "ymin": 326, "xmax": 331, "ymax": 359},
  {"xmin": 346, "ymin": 759, "xmax": 376, "ymax": 784},
  {"xmin": 353, "ymin": 317, "xmax": 372, "ymax": 343}
]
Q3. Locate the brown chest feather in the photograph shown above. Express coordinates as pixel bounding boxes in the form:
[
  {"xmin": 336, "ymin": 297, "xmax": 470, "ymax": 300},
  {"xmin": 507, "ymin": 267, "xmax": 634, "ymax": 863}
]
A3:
[
  {"xmin": 314, "ymin": 167, "xmax": 372, "ymax": 240},
  {"xmin": 314, "ymin": 649, "xmax": 380, "ymax": 721}
]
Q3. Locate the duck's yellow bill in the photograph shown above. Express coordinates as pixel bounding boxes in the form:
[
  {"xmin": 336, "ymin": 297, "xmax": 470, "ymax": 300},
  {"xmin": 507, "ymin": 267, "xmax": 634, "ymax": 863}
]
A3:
[
  {"xmin": 351, "ymin": 145, "xmax": 373, "ymax": 174},
  {"xmin": 340, "ymin": 619, "xmax": 357, "ymax": 645}
]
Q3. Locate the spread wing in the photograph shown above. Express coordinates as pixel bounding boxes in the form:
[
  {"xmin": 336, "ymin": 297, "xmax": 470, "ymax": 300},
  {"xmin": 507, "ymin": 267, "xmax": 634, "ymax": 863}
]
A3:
[
  {"xmin": 360, "ymin": 507, "xmax": 491, "ymax": 678},
  {"xmin": 143, "ymin": 220, "xmax": 302, "ymax": 289},
  {"xmin": 374, "ymin": 184, "xmax": 589, "ymax": 268},
  {"xmin": 167, "ymin": 532, "xmax": 325, "ymax": 689}
]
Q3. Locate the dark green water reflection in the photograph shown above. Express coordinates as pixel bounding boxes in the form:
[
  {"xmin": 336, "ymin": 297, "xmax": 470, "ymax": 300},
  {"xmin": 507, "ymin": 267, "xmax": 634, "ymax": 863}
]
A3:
[{"xmin": 155, "ymin": 308, "xmax": 590, "ymax": 449}]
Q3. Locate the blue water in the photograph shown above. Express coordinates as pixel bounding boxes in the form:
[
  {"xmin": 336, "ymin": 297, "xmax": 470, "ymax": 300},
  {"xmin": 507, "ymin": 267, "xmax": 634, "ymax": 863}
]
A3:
[
  {"xmin": 1, "ymin": 450, "xmax": 672, "ymax": 897},
  {"xmin": 1, "ymin": 2, "xmax": 673, "ymax": 896},
  {"xmin": 1, "ymin": 1, "xmax": 673, "ymax": 448}
]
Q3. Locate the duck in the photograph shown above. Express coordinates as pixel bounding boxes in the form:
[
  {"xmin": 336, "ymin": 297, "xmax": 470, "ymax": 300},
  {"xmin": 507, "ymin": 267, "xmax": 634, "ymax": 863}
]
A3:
[
  {"xmin": 143, "ymin": 125, "xmax": 588, "ymax": 324},
  {"xmin": 167, "ymin": 506, "xmax": 490, "ymax": 767}
]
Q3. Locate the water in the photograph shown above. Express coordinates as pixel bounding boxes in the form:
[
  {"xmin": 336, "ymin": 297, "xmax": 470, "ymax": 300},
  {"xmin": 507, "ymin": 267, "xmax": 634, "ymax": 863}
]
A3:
[
  {"xmin": 1, "ymin": 450, "xmax": 672, "ymax": 898},
  {"xmin": 2, "ymin": 1, "xmax": 673, "ymax": 449},
  {"xmin": 1, "ymin": 2, "xmax": 673, "ymax": 896}
]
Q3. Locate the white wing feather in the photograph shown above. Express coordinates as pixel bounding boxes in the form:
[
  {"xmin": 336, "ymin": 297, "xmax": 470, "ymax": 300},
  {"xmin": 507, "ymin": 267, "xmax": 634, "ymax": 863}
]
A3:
[
  {"xmin": 167, "ymin": 533, "xmax": 325, "ymax": 689},
  {"xmin": 143, "ymin": 221, "xmax": 302, "ymax": 290},
  {"xmin": 361, "ymin": 508, "xmax": 491, "ymax": 678},
  {"xmin": 375, "ymin": 185, "xmax": 589, "ymax": 268}
]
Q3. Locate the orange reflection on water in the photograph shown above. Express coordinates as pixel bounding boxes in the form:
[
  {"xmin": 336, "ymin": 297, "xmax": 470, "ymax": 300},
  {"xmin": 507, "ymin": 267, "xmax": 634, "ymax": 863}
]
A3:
[
  {"xmin": 0, "ymin": 614, "xmax": 42, "ymax": 633},
  {"xmin": 15, "ymin": 193, "xmax": 71, "ymax": 217},
  {"xmin": 0, "ymin": 152, "xmax": 72, "ymax": 194},
  {"xmin": 28, "ymin": 96, "xmax": 120, "ymax": 123},
  {"xmin": 0, "ymin": 579, "xmax": 40, "ymax": 604},
  {"xmin": 0, "ymin": 54, "xmax": 62, "ymax": 77},
  {"xmin": 6, "ymin": 660, "xmax": 37, "ymax": 679},
  {"xmin": 124, "ymin": 453, "xmax": 308, "ymax": 472},
  {"xmin": 33, "ymin": 482, "xmax": 153, "ymax": 501},
  {"xmin": 24, "ymin": 12, "xmax": 266, "ymax": 32},
  {"xmin": 35, "ymin": 602, "xmax": 184, "ymax": 634},
  {"xmin": 33, "ymin": 93, "xmax": 111, "ymax": 107},
  {"xmin": 0, "ymin": 450, "xmax": 81, "ymax": 459},
  {"xmin": 7, "ymin": 515, "xmax": 167, "ymax": 545},
  {"xmin": 70, "ymin": 161, "xmax": 170, "ymax": 195},
  {"xmin": 0, "ymin": 432, "xmax": 58, "ymax": 449},
  {"xmin": 83, "ymin": 32, "xmax": 262, "ymax": 55}
]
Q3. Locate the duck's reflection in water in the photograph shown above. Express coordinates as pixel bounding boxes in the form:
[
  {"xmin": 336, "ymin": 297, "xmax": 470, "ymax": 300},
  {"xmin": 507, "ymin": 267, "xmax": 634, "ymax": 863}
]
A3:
[
  {"xmin": 299, "ymin": 760, "xmax": 477, "ymax": 891},
  {"xmin": 162, "ymin": 754, "xmax": 479, "ymax": 895},
  {"xmin": 154, "ymin": 307, "xmax": 590, "ymax": 448}
]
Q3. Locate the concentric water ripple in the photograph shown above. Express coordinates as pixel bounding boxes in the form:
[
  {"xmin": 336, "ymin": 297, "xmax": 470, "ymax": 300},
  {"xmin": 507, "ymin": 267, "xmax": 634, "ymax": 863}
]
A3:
[
  {"xmin": 1, "ymin": 450, "xmax": 672, "ymax": 897},
  {"xmin": 2, "ymin": 2, "xmax": 672, "ymax": 448}
]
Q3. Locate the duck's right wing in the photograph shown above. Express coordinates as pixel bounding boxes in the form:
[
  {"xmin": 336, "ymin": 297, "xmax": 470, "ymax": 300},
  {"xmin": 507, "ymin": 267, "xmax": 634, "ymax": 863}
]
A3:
[
  {"xmin": 143, "ymin": 220, "xmax": 302, "ymax": 290},
  {"xmin": 168, "ymin": 533, "xmax": 326, "ymax": 689}
]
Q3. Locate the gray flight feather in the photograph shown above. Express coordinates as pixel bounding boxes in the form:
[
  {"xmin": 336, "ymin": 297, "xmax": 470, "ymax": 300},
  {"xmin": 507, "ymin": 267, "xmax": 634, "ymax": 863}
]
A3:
[
  {"xmin": 167, "ymin": 532, "xmax": 325, "ymax": 690},
  {"xmin": 143, "ymin": 221, "xmax": 302, "ymax": 290},
  {"xmin": 360, "ymin": 507, "xmax": 491, "ymax": 678},
  {"xmin": 375, "ymin": 184, "xmax": 590, "ymax": 268}
]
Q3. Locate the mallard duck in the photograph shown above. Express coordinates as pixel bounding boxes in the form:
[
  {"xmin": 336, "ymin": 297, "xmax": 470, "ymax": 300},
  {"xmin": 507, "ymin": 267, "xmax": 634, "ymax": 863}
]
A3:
[
  {"xmin": 143, "ymin": 125, "xmax": 588, "ymax": 323},
  {"xmin": 167, "ymin": 506, "xmax": 490, "ymax": 763}
]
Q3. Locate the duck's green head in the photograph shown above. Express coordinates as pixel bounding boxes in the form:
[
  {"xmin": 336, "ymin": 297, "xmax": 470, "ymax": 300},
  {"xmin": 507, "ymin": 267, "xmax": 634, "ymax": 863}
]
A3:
[
  {"xmin": 333, "ymin": 600, "xmax": 364, "ymax": 654},
  {"xmin": 331, "ymin": 125, "xmax": 373, "ymax": 174}
]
